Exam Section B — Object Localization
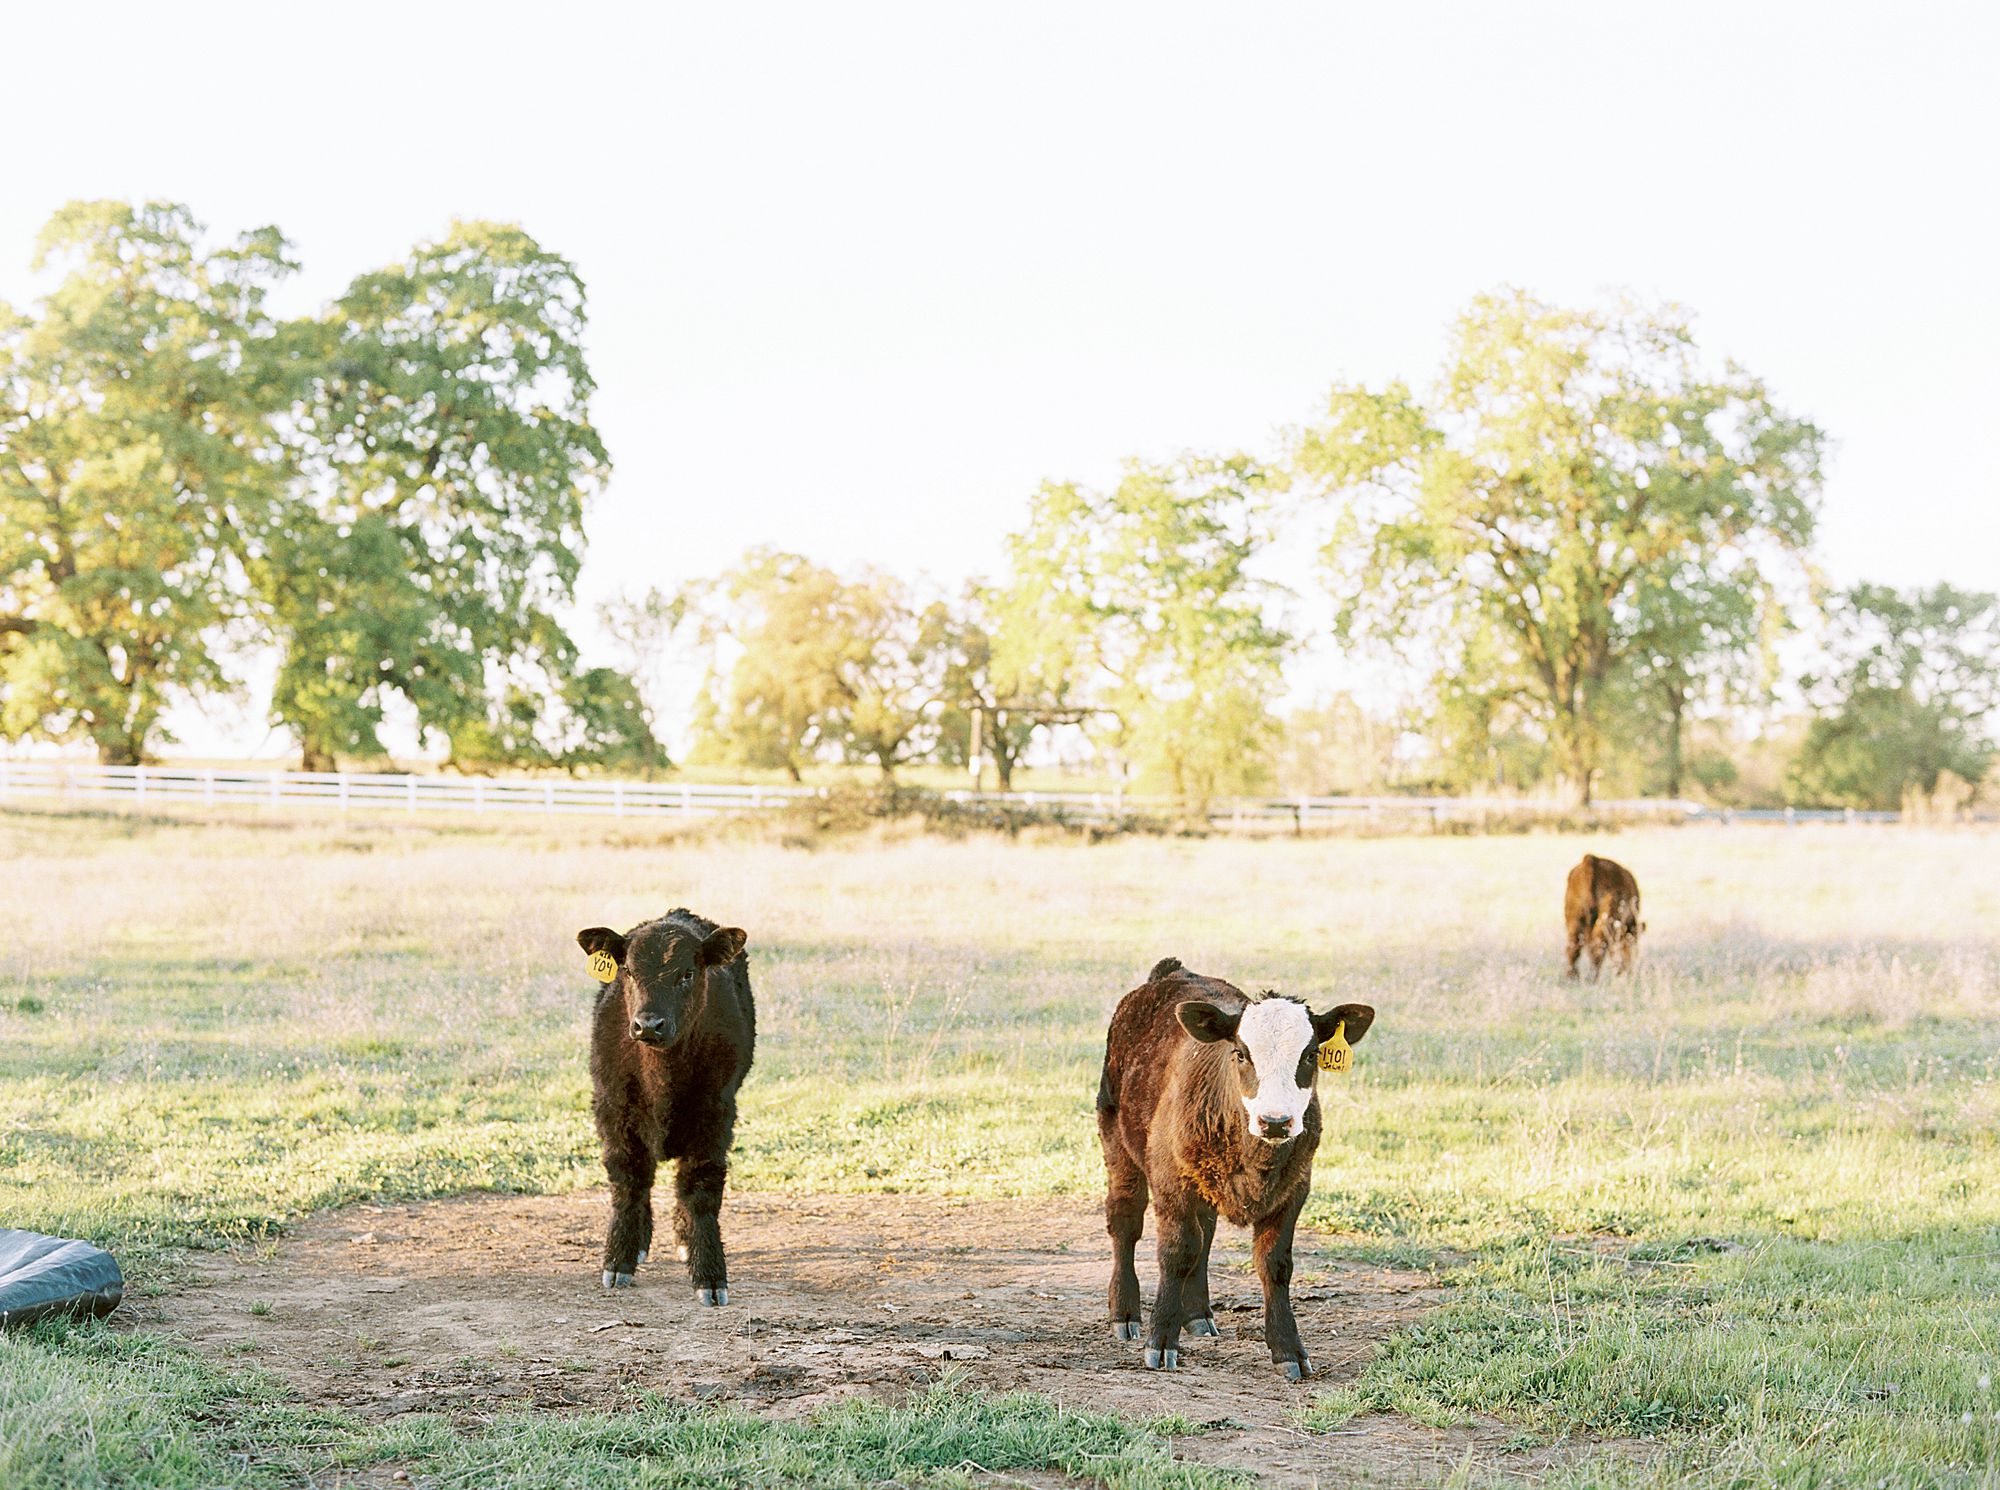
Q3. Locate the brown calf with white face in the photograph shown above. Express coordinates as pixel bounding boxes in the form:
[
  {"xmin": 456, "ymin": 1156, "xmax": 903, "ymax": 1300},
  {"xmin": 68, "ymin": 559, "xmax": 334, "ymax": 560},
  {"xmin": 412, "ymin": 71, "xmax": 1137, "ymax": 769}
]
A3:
[
  {"xmin": 1097, "ymin": 956, "xmax": 1375, "ymax": 1379},
  {"xmin": 1564, "ymin": 853, "xmax": 1644, "ymax": 980},
  {"xmin": 577, "ymin": 908, "xmax": 754, "ymax": 1303}
]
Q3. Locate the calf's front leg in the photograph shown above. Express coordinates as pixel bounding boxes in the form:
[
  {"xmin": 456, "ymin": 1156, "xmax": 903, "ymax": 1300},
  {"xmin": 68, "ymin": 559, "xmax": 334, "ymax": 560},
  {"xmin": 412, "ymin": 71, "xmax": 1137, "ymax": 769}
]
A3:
[
  {"xmin": 1143, "ymin": 1191, "xmax": 1207, "ymax": 1369},
  {"xmin": 1254, "ymin": 1191, "xmax": 1311, "ymax": 1379},
  {"xmin": 600, "ymin": 1133, "xmax": 655, "ymax": 1289},
  {"xmin": 676, "ymin": 1154, "xmax": 731, "ymax": 1305},
  {"xmin": 1182, "ymin": 1208, "xmax": 1219, "ymax": 1336}
]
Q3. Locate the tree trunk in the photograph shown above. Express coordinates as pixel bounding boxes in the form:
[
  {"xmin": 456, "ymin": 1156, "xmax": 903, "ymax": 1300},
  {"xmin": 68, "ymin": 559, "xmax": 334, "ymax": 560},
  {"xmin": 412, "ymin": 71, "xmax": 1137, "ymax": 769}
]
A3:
[
  {"xmin": 96, "ymin": 737, "xmax": 142, "ymax": 767},
  {"xmin": 1553, "ymin": 714, "xmax": 1594, "ymax": 809},
  {"xmin": 94, "ymin": 716, "xmax": 144, "ymax": 766},
  {"xmin": 300, "ymin": 742, "xmax": 336, "ymax": 773},
  {"xmin": 1663, "ymin": 679, "xmax": 1686, "ymax": 800}
]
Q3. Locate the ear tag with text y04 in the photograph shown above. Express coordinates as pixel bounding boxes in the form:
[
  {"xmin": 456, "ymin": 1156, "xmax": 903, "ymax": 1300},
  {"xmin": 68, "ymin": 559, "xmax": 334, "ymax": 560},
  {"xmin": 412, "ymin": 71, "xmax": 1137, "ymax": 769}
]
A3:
[
  {"xmin": 587, "ymin": 950, "xmax": 619, "ymax": 984},
  {"xmin": 1318, "ymin": 1020, "xmax": 1351, "ymax": 1074}
]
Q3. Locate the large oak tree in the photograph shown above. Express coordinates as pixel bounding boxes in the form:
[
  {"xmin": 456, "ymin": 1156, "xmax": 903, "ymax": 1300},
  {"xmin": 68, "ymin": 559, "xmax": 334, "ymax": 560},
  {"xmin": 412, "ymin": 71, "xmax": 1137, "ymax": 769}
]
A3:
[
  {"xmin": 1296, "ymin": 291, "xmax": 1822, "ymax": 804},
  {"xmin": 0, "ymin": 202, "xmax": 294, "ymax": 763},
  {"xmin": 997, "ymin": 455, "xmax": 1289, "ymax": 808},
  {"xmin": 270, "ymin": 221, "xmax": 616, "ymax": 771}
]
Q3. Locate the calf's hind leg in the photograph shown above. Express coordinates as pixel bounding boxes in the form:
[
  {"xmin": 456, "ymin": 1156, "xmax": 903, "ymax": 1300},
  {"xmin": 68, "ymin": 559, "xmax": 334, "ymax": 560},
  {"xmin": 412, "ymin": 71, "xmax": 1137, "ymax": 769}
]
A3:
[{"xmin": 1100, "ymin": 1115, "xmax": 1147, "ymax": 1340}]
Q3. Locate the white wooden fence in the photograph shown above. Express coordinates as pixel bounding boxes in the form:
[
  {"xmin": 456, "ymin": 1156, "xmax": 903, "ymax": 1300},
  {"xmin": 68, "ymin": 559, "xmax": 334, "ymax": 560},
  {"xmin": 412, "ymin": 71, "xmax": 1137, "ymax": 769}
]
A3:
[{"xmin": 0, "ymin": 761, "xmax": 1907, "ymax": 827}]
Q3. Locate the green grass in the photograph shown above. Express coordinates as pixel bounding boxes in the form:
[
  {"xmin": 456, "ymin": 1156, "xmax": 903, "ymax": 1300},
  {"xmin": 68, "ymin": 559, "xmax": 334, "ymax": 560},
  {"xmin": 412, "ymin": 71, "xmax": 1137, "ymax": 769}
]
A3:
[
  {"xmin": 0, "ymin": 1322, "xmax": 1234, "ymax": 1489},
  {"xmin": 3, "ymin": 807, "xmax": 1998, "ymax": 1486}
]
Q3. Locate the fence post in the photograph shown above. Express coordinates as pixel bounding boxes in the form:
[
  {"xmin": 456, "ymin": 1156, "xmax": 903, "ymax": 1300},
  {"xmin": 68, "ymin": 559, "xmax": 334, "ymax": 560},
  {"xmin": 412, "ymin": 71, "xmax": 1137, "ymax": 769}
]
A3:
[
  {"xmin": 203, "ymin": 770, "xmax": 215, "ymax": 808},
  {"xmin": 269, "ymin": 769, "xmax": 281, "ymax": 808},
  {"xmin": 135, "ymin": 766, "xmax": 147, "ymax": 806},
  {"xmin": 613, "ymin": 782, "xmax": 625, "ymax": 818},
  {"xmin": 680, "ymin": 785, "xmax": 691, "ymax": 814},
  {"xmin": 0, "ymin": 758, "xmax": 8, "ymax": 800},
  {"xmin": 474, "ymin": 778, "xmax": 486, "ymax": 814},
  {"xmin": 406, "ymin": 775, "xmax": 417, "ymax": 813},
  {"xmin": 338, "ymin": 774, "xmax": 349, "ymax": 811},
  {"xmin": 544, "ymin": 781, "xmax": 555, "ymax": 814}
]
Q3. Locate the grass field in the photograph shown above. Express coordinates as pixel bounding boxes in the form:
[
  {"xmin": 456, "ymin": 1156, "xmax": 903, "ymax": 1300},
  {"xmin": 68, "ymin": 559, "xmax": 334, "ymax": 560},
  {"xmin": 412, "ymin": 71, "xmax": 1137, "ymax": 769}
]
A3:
[{"xmin": 2, "ymin": 807, "xmax": 1997, "ymax": 1487}]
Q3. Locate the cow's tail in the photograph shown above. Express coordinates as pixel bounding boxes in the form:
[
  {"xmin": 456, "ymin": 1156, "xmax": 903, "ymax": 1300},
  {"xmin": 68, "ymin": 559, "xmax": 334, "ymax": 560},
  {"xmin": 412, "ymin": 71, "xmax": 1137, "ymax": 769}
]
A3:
[
  {"xmin": 1096, "ymin": 1053, "xmax": 1117, "ymax": 1115},
  {"xmin": 1147, "ymin": 955, "xmax": 1184, "ymax": 983}
]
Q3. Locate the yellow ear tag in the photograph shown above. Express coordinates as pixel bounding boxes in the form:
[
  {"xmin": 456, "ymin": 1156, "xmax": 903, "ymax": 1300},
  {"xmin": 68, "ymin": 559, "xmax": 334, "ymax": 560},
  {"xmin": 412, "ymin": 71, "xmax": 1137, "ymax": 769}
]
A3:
[
  {"xmin": 1318, "ymin": 1020, "xmax": 1351, "ymax": 1074},
  {"xmin": 587, "ymin": 950, "xmax": 618, "ymax": 983}
]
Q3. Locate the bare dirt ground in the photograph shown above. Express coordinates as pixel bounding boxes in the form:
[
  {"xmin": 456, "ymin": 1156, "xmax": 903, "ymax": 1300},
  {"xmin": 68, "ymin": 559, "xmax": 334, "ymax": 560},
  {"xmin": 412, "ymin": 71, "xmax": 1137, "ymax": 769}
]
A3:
[{"xmin": 138, "ymin": 1192, "xmax": 1628, "ymax": 1487}]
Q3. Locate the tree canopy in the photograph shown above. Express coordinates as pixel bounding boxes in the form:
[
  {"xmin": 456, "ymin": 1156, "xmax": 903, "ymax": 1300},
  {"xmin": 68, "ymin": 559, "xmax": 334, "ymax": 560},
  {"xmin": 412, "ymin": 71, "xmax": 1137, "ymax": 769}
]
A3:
[
  {"xmin": 1789, "ymin": 584, "xmax": 1999, "ymax": 809},
  {"xmin": 996, "ymin": 455, "xmax": 1290, "ymax": 806},
  {"xmin": 679, "ymin": 550, "xmax": 945, "ymax": 781},
  {"xmin": 0, "ymin": 201, "xmax": 653, "ymax": 772},
  {"xmin": 270, "ymin": 221, "xmax": 612, "ymax": 770},
  {"xmin": 0, "ymin": 202, "xmax": 294, "ymax": 763},
  {"xmin": 1295, "ymin": 291, "xmax": 1822, "ymax": 804}
]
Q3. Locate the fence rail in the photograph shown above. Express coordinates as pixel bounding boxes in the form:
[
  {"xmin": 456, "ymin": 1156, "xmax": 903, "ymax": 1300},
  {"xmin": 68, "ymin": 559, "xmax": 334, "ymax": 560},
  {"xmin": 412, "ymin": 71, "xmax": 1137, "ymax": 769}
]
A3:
[{"xmin": 0, "ymin": 761, "xmax": 1921, "ymax": 828}]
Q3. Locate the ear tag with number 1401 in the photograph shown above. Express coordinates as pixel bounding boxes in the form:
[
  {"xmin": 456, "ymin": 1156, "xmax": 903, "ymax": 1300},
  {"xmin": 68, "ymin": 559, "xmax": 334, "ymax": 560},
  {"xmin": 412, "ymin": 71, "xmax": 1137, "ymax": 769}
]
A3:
[
  {"xmin": 587, "ymin": 950, "xmax": 619, "ymax": 983},
  {"xmin": 1318, "ymin": 1020, "xmax": 1350, "ymax": 1074}
]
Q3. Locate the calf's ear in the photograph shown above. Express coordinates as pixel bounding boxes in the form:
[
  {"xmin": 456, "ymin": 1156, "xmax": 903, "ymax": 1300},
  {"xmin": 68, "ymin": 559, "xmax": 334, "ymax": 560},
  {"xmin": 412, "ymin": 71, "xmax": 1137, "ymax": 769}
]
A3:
[
  {"xmin": 1312, "ymin": 1003, "xmax": 1375, "ymax": 1046},
  {"xmin": 1176, "ymin": 1000, "xmax": 1241, "ymax": 1044},
  {"xmin": 577, "ymin": 927, "xmax": 628, "ymax": 961},
  {"xmin": 700, "ymin": 926, "xmax": 747, "ymax": 966}
]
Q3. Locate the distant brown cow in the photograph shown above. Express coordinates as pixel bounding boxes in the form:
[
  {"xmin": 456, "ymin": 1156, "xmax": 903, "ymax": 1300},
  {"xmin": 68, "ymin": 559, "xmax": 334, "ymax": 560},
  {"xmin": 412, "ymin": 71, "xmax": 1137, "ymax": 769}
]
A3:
[
  {"xmin": 1564, "ymin": 853, "xmax": 1643, "ymax": 980},
  {"xmin": 577, "ymin": 909, "xmax": 754, "ymax": 1303},
  {"xmin": 1097, "ymin": 957, "xmax": 1375, "ymax": 1379}
]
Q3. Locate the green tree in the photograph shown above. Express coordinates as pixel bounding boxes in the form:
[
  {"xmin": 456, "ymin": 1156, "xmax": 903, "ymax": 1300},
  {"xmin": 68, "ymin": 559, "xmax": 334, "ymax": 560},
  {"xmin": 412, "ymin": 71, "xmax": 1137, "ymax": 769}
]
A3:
[
  {"xmin": 1789, "ymin": 584, "xmax": 1999, "ymax": 809},
  {"xmin": 1272, "ymin": 694, "xmax": 1403, "ymax": 797},
  {"xmin": 681, "ymin": 550, "xmax": 862, "ymax": 780},
  {"xmin": 927, "ymin": 584, "xmax": 1089, "ymax": 790},
  {"xmin": 0, "ymin": 201, "xmax": 295, "ymax": 762},
  {"xmin": 1000, "ymin": 455, "xmax": 1289, "ymax": 808},
  {"xmin": 683, "ymin": 552, "xmax": 946, "ymax": 781},
  {"xmin": 267, "ymin": 221, "xmax": 621, "ymax": 770},
  {"xmin": 1296, "ymin": 291, "xmax": 1822, "ymax": 805},
  {"xmin": 827, "ymin": 571, "xmax": 947, "ymax": 778}
]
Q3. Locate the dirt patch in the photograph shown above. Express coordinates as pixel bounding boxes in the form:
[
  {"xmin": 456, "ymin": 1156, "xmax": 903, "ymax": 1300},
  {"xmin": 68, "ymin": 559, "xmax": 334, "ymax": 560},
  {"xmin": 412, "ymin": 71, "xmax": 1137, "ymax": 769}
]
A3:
[{"xmin": 138, "ymin": 1192, "xmax": 1626, "ymax": 1486}]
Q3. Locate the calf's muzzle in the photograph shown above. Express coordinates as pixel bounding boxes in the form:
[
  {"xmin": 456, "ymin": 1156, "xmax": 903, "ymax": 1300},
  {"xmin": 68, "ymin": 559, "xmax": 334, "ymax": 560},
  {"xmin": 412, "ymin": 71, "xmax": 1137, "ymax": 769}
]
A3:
[{"xmin": 631, "ymin": 1012, "xmax": 676, "ymax": 1046}]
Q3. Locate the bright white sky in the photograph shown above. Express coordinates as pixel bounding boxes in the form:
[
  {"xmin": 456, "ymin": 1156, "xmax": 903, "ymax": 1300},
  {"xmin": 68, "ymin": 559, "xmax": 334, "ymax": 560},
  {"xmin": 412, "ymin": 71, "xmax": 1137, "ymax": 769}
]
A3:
[{"xmin": 5, "ymin": 1, "xmax": 1996, "ymax": 754}]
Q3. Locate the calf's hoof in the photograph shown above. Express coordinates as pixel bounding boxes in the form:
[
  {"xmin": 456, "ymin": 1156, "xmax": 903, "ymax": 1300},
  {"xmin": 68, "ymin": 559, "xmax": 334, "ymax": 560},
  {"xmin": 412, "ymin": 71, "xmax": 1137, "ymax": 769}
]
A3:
[
  {"xmin": 601, "ymin": 1271, "xmax": 636, "ymax": 1290},
  {"xmin": 636, "ymin": 1249, "xmax": 648, "ymax": 1266},
  {"xmin": 695, "ymin": 1285, "xmax": 729, "ymax": 1307},
  {"xmin": 1110, "ymin": 1320, "xmax": 1141, "ymax": 1341},
  {"xmin": 676, "ymin": 1245, "xmax": 690, "ymax": 1262},
  {"xmin": 1185, "ymin": 1316, "xmax": 1219, "ymax": 1337},
  {"xmin": 1280, "ymin": 1356, "xmax": 1314, "ymax": 1382},
  {"xmin": 1142, "ymin": 1347, "xmax": 1180, "ymax": 1370}
]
